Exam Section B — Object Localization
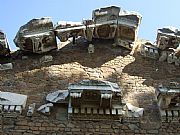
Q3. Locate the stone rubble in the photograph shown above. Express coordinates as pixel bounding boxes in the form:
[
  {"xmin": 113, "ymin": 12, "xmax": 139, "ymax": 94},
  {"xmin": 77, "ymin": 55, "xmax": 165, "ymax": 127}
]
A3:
[
  {"xmin": 27, "ymin": 103, "xmax": 36, "ymax": 117},
  {"xmin": 0, "ymin": 63, "xmax": 13, "ymax": 70},
  {"xmin": 0, "ymin": 92, "xmax": 27, "ymax": 114},
  {"xmin": 140, "ymin": 42, "xmax": 159, "ymax": 59},
  {"xmin": 126, "ymin": 103, "xmax": 144, "ymax": 117},
  {"xmin": 0, "ymin": 30, "xmax": 10, "ymax": 57},
  {"xmin": 37, "ymin": 103, "xmax": 53, "ymax": 115},
  {"xmin": 88, "ymin": 44, "xmax": 94, "ymax": 54},
  {"xmin": 140, "ymin": 26, "xmax": 180, "ymax": 67},
  {"xmin": 46, "ymin": 90, "xmax": 68, "ymax": 103},
  {"xmin": 40, "ymin": 55, "xmax": 53, "ymax": 63},
  {"xmin": 14, "ymin": 17, "xmax": 57, "ymax": 54}
]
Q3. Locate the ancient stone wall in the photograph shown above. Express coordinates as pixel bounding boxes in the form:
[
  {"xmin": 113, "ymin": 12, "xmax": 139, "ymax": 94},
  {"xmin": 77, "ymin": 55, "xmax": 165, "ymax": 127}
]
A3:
[
  {"xmin": 0, "ymin": 40, "xmax": 180, "ymax": 134},
  {"xmin": 2, "ymin": 116, "xmax": 179, "ymax": 135}
]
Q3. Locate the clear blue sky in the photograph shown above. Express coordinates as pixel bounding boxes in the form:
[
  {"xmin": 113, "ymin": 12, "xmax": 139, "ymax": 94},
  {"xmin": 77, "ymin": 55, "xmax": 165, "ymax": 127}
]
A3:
[{"xmin": 1, "ymin": 0, "xmax": 180, "ymax": 50}]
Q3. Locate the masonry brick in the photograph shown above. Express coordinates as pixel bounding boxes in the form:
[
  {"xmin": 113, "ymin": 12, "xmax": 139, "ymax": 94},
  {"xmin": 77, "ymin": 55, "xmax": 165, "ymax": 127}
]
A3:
[{"xmin": 0, "ymin": 41, "xmax": 179, "ymax": 135}]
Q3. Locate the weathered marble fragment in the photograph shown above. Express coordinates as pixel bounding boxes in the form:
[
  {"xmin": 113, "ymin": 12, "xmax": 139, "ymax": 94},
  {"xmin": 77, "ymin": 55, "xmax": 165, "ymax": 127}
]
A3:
[
  {"xmin": 0, "ymin": 92, "xmax": 27, "ymax": 114},
  {"xmin": 14, "ymin": 17, "xmax": 57, "ymax": 54}
]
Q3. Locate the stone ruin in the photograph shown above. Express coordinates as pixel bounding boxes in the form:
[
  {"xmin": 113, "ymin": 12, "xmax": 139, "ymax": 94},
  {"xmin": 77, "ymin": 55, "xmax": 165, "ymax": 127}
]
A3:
[
  {"xmin": 88, "ymin": 6, "xmax": 142, "ymax": 50},
  {"xmin": 0, "ymin": 6, "xmax": 141, "ymax": 55},
  {"xmin": 0, "ymin": 63, "xmax": 13, "ymax": 70},
  {"xmin": 43, "ymin": 80, "xmax": 144, "ymax": 121},
  {"xmin": 14, "ymin": 17, "xmax": 57, "ymax": 54},
  {"xmin": 0, "ymin": 80, "xmax": 144, "ymax": 121},
  {"xmin": 140, "ymin": 26, "xmax": 180, "ymax": 66},
  {"xmin": 0, "ymin": 30, "xmax": 13, "ymax": 70},
  {"xmin": 139, "ymin": 27, "xmax": 180, "ymax": 120},
  {"xmin": 157, "ymin": 27, "xmax": 180, "ymax": 65},
  {"xmin": 92, "ymin": 6, "xmax": 120, "ymax": 40},
  {"xmin": 1, "ymin": 5, "xmax": 179, "ymax": 116},
  {"xmin": 0, "ymin": 30, "xmax": 10, "ymax": 57},
  {"xmin": 55, "ymin": 21, "xmax": 85, "ymax": 43},
  {"xmin": 0, "ymin": 92, "xmax": 27, "ymax": 115},
  {"xmin": 0, "ymin": 6, "xmax": 179, "ymax": 134},
  {"xmin": 55, "ymin": 6, "xmax": 141, "ymax": 51},
  {"xmin": 140, "ymin": 41, "xmax": 159, "ymax": 60},
  {"xmin": 156, "ymin": 79, "xmax": 180, "ymax": 122},
  {"xmin": 157, "ymin": 27, "xmax": 180, "ymax": 50},
  {"xmin": 68, "ymin": 80, "xmax": 125, "ymax": 120},
  {"xmin": 0, "ymin": 79, "xmax": 144, "ymax": 121},
  {"xmin": 0, "ymin": 92, "xmax": 27, "ymax": 134}
]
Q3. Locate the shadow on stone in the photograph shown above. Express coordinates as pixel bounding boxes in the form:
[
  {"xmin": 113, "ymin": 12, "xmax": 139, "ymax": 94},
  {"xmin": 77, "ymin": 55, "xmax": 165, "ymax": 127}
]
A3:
[
  {"xmin": 11, "ymin": 38, "xmax": 130, "ymax": 73},
  {"xmin": 123, "ymin": 51, "xmax": 180, "ymax": 87}
]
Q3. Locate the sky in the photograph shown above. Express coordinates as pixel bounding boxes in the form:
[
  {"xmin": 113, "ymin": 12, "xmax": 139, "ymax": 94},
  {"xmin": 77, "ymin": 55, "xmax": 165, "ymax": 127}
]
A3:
[{"xmin": 1, "ymin": 0, "xmax": 180, "ymax": 51}]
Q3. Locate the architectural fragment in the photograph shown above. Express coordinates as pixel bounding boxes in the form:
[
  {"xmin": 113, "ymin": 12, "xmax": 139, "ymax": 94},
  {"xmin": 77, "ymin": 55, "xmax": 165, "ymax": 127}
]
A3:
[
  {"xmin": 0, "ymin": 92, "xmax": 27, "ymax": 114},
  {"xmin": 0, "ymin": 63, "xmax": 13, "ymax": 70},
  {"xmin": 68, "ymin": 80, "xmax": 125, "ymax": 120},
  {"xmin": 92, "ymin": 6, "xmax": 142, "ymax": 50},
  {"xmin": 156, "ymin": 27, "xmax": 180, "ymax": 66},
  {"xmin": 156, "ymin": 27, "xmax": 180, "ymax": 50},
  {"xmin": 37, "ymin": 103, "xmax": 53, "ymax": 115},
  {"xmin": 116, "ymin": 9, "xmax": 142, "ymax": 50},
  {"xmin": 27, "ymin": 103, "xmax": 36, "ymax": 117},
  {"xmin": 0, "ymin": 30, "xmax": 10, "ymax": 57},
  {"xmin": 156, "ymin": 79, "xmax": 180, "ymax": 120},
  {"xmin": 92, "ymin": 6, "xmax": 120, "ymax": 39},
  {"xmin": 46, "ymin": 90, "xmax": 68, "ymax": 103},
  {"xmin": 14, "ymin": 17, "xmax": 57, "ymax": 54},
  {"xmin": 45, "ymin": 80, "xmax": 144, "ymax": 120},
  {"xmin": 140, "ymin": 26, "xmax": 180, "ymax": 67},
  {"xmin": 55, "ymin": 6, "xmax": 142, "ymax": 51},
  {"xmin": 126, "ymin": 103, "xmax": 144, "ymax": 117},
  {"xmin": 55, "ymin": 21, "xmax": 85, "ymax": 42},
  {"xmin": 140, "ymin": 42, "xmax": 159, "ymax": 59},
  {"xmin": 88, "ymin": 44, "xmax": 94, "ymax": 54}
]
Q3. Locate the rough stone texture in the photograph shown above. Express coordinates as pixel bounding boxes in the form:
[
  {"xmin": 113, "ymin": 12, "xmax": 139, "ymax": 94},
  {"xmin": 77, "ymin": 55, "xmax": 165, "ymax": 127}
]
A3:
[
  {"xmin": 0, "ymin": 39, "xmax": 180, "ymax": 134},
  {"xmin": 0, "ymin": 30, "xmax": 10, "ymax": 57},
  {"xmin": 14, "ymin": 17, "xmax": 57, "ymax": 54}
]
